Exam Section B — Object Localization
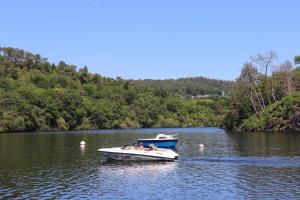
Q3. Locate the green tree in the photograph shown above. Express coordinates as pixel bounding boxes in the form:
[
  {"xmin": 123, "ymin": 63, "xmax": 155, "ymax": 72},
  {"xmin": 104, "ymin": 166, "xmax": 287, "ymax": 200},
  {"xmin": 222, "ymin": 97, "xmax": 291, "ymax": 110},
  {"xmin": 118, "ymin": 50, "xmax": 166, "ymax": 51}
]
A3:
[{"xmin": 295, "ymin": 55, "xmax": 300, "ymax": 65}]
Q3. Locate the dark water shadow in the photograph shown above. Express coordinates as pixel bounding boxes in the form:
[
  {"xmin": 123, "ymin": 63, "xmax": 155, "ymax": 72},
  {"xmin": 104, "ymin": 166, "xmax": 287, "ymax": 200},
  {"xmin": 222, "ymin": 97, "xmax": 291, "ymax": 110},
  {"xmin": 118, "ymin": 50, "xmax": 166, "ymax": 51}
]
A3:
[{"xmin": 101, "ymin": 159, "xmax": 177, "ymax": 166}]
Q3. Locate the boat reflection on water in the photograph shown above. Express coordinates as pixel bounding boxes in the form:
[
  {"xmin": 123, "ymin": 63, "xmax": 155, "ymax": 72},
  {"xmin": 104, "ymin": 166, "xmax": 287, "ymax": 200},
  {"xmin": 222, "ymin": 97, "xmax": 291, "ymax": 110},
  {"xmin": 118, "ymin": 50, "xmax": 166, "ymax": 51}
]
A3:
[
  {"xmin": 99, "ymin": 161, "xmax": 178, "ymax": 176},
  {"xmin": 96, "ymin": 162, "xmax": 178, "ymax": 197}
]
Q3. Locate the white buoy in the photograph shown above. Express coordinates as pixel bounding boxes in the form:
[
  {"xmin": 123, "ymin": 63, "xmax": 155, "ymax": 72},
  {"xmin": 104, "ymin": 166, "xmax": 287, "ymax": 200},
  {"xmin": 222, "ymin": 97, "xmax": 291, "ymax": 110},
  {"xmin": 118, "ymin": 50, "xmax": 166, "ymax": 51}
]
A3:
[
  {"xmin": 80, "ymin": 141, "xmax": 86, "ymax": 145},
  {"xmin": 198, "ymin": 143, "xmax": 204, "ymax": 153}
]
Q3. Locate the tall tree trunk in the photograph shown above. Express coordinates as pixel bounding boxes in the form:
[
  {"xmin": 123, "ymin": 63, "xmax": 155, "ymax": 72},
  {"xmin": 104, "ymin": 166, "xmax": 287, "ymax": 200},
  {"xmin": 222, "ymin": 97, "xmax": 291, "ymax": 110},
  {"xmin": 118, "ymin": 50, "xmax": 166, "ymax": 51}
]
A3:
[
  {"xmin": 254, "ymin": 84, "xmax": 266, "ymax": 110},
  {"xmin": 265, "ymin": 80, "xmax": 272, "ymax": 105},
  {"xmin": 251, "ymin": 84, "xmax": 264, "ymax": 112},
  {"xmin": 271, "ymin": 76, "xmax": 277, "ymax": 103},
  {"xmin": 249, "ymin": 90, "xmax": 258, "ymax": 114},
  {"xmin": 286, "ymin": 71, "xmax": 293, "ymax": 95}
]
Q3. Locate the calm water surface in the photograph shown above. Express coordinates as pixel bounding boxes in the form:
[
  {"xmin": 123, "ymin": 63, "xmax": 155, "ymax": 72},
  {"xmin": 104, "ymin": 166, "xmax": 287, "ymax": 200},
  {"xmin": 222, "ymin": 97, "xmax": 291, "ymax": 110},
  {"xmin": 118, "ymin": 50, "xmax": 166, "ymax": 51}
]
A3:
[{"xmin": 0, "ymin": 128, "xmax": 300, "ymax": 199}]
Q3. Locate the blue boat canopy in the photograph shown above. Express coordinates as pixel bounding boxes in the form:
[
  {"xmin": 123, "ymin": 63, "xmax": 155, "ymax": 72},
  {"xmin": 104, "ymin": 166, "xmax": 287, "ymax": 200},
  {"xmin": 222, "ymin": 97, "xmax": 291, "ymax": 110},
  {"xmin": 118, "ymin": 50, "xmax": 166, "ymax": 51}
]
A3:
[{"xmin": 137, "ymin": 134, "xmax": 178, "ymax": 148}]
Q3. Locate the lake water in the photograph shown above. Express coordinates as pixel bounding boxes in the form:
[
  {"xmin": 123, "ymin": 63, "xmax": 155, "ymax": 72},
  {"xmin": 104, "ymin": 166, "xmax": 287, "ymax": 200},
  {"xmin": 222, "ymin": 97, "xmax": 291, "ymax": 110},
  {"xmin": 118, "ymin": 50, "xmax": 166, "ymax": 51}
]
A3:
[{"xmin": 0, "ymin": 128, "xmax": 300, "ymax": 199}]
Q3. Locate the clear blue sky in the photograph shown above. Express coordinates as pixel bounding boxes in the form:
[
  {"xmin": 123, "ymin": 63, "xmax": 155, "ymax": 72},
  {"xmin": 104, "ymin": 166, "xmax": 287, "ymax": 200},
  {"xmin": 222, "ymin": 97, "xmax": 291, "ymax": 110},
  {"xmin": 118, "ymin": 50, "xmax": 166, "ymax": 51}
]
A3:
[{"xmin": 0, "ymin": 0, "xmax": 299, "ymax": 80}]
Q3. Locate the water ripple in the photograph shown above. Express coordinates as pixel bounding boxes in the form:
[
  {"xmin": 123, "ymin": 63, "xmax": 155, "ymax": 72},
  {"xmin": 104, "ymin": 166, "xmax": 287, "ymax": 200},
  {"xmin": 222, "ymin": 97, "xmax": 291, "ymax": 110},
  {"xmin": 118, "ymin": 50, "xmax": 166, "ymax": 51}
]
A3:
[
  {"xmin": 181, "ymin": 156, "xmax": 300, "ymax": 167},
  {"xmin": 1, "ymin": 128, "xmax": 300, "ymax": 199}
]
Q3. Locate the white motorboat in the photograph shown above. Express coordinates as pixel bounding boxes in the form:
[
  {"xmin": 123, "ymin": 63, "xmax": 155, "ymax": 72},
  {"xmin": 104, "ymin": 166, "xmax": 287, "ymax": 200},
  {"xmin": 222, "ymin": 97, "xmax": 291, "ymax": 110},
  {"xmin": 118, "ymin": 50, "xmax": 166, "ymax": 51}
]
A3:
[{"xmin": 98, "ymin": 144, "xmax": 179, "ymax": 161}]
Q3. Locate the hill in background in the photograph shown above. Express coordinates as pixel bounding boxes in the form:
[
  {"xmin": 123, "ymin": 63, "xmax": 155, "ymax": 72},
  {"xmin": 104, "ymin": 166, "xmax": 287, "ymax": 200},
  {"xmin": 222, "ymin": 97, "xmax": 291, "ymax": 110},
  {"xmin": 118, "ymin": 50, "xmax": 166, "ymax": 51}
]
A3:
[
  {"xmin": 129, "ymin": 77, "xmax": 234, "ymax": 97},
  {"xmin": 0, "ymin": 47, "xmax": 229, "ymax": 132}
]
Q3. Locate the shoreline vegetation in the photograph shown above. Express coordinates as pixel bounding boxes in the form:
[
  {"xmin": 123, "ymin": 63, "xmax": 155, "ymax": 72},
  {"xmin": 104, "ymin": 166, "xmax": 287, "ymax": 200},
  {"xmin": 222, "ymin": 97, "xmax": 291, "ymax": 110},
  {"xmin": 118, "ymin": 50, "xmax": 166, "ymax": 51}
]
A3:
[
  {"xmin": 225, "ymin": 51, "xmax": 300, "ymax": 133},
  {"xmin": 0, "ymin": 47, "xmax": 299, "ymax": 133}
]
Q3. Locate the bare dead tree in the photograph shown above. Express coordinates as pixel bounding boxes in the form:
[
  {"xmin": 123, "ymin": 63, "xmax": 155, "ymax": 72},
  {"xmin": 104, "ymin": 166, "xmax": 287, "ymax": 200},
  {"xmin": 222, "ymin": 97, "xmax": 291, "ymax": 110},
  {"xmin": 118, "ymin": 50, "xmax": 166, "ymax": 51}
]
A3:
[
  {"xmin": 251, "ymin": 51, "xmax": 278, "ymax": 77},
  {"xmin": 277, "ymin": 61, "xmax": 294, "ymax": 96},
  {"xmin": 250, "ymin": 51, "xmax": 278, "ymax": 104}
]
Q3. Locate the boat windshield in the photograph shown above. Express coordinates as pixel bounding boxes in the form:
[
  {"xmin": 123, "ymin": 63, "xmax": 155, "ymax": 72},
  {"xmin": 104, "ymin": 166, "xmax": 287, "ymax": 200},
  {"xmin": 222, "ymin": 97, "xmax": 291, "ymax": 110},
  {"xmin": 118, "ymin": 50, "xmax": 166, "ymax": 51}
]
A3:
[
  {"xmin": 158, "ymin": 137, "xmax": 167, "ymax": 139},
  {"xmin": 121, "ymin": 144, "xmax": 134, "ymax": 150},
  {"xmin": 155, "ymin": 134, "xmax": 175, "ymax": 139}
]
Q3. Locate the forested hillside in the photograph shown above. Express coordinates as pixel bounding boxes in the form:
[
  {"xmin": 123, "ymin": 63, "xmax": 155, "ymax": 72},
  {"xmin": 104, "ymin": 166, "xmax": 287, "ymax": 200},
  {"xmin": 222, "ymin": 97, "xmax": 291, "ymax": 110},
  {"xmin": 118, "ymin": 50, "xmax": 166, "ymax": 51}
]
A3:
[
  {"xmin": 0, "ymin": 47, "xmax": 228, "ymax": 133},
  {"xmin": 2, "ymin": 47, "xmax": 297, "ymax": 133},
  {"xmin": 130, "ymin": 77, "xmax": 233, "ymax": 97},
  {"xmin": 224, "ymin": 51, "xmax": 300, "ymax": 132}
]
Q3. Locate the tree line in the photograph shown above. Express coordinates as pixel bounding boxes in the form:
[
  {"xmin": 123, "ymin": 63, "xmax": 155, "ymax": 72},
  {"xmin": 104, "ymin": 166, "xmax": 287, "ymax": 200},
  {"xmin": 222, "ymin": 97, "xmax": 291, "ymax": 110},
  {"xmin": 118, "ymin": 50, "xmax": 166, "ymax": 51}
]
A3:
[
  {"xmin": 129, "ymin": 77, "xmax": 234, "ymax": 97},
  {"xmin": 1, "ymin": 47, "xmax": 298, "ymax": 133},
  {"xmin": 0, "ymin": 47, "xmax": 228, "ymax": 132}
]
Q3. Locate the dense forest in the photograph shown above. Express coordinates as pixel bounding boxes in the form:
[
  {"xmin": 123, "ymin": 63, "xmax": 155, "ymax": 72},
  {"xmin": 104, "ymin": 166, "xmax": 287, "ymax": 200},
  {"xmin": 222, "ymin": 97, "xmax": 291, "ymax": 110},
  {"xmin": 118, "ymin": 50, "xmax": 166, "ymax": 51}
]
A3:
[
  {"xmin": 0, "ymin": 47, "xmax": 228, "ymax": 133},
  {"xmin": 0, "ymin": 47, "xmax": 299, "ymax": 133},
  {"xmin": 129, "ymin": 77, "xmax": 233, "ymax": 97},
  {"xmin": 224, "ymin": 51, "xmax": 300, "ymax": 132}
]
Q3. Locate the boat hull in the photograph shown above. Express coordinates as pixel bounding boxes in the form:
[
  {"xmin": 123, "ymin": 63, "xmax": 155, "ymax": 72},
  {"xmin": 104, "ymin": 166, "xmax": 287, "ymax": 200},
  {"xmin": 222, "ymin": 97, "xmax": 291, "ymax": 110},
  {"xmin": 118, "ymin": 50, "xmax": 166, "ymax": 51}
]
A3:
[
  {"xmin": 102, "ymin": 152, "xmax": 177, "ymax": 161},
  {"xmin": 98, "ymin": 147, "xmax": 178, "ymax": 161},
  {"xmin": 137, "ymin": 139, "xmax": 178, "ymax": 148}
]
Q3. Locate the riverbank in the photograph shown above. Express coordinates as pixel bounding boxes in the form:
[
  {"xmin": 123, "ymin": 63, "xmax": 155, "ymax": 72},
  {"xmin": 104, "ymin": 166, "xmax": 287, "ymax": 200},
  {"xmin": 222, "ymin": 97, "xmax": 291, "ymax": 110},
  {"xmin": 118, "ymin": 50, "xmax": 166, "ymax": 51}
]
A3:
[
  {"xmin": 238, "ymin": 92, "xmax": 300, "ymax": 132},
  {"xmin": 223, "ymin": 61, "xmax": 299, "ymax": 133}
]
